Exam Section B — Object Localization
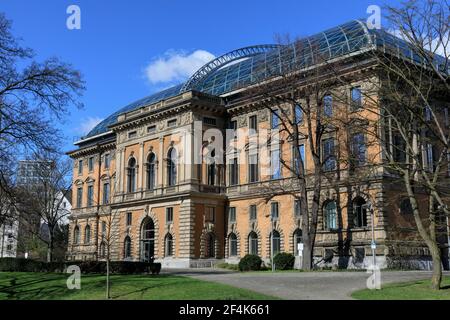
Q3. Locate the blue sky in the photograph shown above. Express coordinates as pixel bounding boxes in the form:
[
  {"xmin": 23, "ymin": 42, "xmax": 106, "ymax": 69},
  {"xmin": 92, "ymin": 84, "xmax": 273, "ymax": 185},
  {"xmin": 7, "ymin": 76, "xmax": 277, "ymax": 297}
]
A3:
[{"xmin": 1, "ymin": 0, "xmax": 400, "ymax": 152}]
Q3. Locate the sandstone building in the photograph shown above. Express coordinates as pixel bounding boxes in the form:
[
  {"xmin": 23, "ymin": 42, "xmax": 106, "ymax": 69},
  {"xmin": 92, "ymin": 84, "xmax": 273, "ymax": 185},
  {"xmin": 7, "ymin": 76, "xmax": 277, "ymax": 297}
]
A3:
[{"xmin": 66, "ymin": 20, "xmax": 449, "ymax": 269}]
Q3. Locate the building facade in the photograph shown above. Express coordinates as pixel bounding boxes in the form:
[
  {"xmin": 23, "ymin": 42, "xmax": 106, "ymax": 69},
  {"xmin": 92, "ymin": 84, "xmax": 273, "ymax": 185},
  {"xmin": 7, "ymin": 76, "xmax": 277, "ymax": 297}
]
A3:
[{"xmin": 66, "ymin": 20, "xmax": 449, "ymax": 269}]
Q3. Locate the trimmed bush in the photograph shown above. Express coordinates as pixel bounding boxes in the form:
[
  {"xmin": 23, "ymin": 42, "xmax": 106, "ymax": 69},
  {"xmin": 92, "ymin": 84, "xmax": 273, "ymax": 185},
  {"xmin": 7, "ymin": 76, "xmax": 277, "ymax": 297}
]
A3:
[
  {"xmin": 149, "ymin": 263, "xmax": 161, "ymax": 275},
  {"xmin": 0, "ymin": 258, "xmax": 157, "ymax": 274},
  {"xmin": 238, "ymin": 254, "xmax": 262, "ymax": 271},
  {"xmin": 273, "ymin": 252, "xmax": 295, "ymax": 270}
]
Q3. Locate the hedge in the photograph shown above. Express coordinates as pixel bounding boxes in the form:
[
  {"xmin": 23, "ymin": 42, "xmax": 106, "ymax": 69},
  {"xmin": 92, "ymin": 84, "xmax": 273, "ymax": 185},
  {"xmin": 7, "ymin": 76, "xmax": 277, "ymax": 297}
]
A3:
[
  {"xmin": 273, "ymin": 252, "xmax": 295, "ymax": 270},
  {"xmin": 238, "ymin": 254, "xmax": 262, "ymax": 271},
  {"xmin": 0, "ymin": 258, "xmax": 161, "ymax": 275}
]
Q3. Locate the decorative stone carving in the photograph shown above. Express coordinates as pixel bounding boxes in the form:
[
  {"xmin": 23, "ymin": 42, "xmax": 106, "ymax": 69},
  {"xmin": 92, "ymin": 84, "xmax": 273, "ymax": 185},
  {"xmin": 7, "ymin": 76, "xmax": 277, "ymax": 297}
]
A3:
[
  {"xmin": 181, "ymin": 112, "xmax": 192, "ymax": 125},
  {"xmin": 238, "ymin": 115, "xmax": 247, "ymax": 128},
  {"xmin": 158, "ymin": 121, "xmax": 165, "ymax": 130},
  {"xmin": 258, "ymin": 109, "xmax": 268, "ymax": 121}
]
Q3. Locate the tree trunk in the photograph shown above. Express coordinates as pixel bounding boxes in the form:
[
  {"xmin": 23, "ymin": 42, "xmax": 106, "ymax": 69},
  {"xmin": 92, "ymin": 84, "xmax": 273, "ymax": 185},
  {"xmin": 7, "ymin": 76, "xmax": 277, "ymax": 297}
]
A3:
[
  {"xmin": 430, "ymin": 242, "xmax": 442, "ymax": 290},
  {"xmin": 302, "ymin": 237, "xmax": 313, "ymax": 270},
  {"xmin": 47, "ymin": 231, "xmax": 54, "ymax": 263},
  {"xmin": 106, "ymin": 257, "xmax": 110, "ymax": 299}
]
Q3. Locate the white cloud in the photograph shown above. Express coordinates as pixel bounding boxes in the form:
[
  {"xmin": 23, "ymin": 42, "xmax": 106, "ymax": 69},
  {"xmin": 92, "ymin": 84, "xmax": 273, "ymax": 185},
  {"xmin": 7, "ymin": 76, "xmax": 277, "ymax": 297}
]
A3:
[
  {"xmin": 78, "ymin": 116, "xmax": 104, "ymax": 135},
  {"xmin": 144, "ymin": 49, "xmax": 215, "ymax": 84}
]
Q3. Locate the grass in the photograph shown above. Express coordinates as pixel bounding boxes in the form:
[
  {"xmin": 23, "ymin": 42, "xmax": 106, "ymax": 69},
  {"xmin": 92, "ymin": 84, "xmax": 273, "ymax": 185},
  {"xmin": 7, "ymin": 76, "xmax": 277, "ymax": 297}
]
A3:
[
  {"xmin": 0, "ymin": 272, "xmax": 277, "ymax": 300},
  {"xmin": 352, "ymin": 276, "xmax": 450, "ymax": 300}
]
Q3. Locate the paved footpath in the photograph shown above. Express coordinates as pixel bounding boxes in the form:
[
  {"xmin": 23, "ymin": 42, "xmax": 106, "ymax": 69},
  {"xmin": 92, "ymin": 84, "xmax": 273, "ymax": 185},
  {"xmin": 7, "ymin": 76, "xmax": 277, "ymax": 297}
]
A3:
[{"xmin": 164, "ymin": 269, "xmax": 450, "ymax": 300}]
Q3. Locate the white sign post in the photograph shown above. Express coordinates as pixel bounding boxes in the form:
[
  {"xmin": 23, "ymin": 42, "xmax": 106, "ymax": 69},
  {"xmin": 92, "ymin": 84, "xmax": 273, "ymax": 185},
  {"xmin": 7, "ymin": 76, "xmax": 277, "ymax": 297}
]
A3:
[{"xmin": 297, "ymin": 243, "xmax": 304, "ymax": 256}]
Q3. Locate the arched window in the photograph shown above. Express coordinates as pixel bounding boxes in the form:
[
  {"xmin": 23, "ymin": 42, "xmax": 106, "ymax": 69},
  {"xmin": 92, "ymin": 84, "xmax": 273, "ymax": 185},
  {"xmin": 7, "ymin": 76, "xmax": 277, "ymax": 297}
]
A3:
[
  {"xmin": 248, "ymin": 232, "xmax": 258, "ymax": 255},
  {"xmin": 352, "ymin": 197, "xmax": 367, "ymax": 228},
  {"xmin": 124, "ymin": 236, "xmax": 132, "ymax": 259},
  {"xmin": 167, "ymin": 148, "xmax": 177, "ymax": 186},
  {"xmin": 229, "ymin": 233, "xmax": 238, "ymax": 257},
  {"xmin": 99, "ymin": 241, "xmax": 106, "ymax": 258},
  {"xmin": 205, "ymin": 233, "xmax": 215, "ymax": 258},
  {"xmin": 147, "ymin": 153, "xmax": 156, "ymax": 190},
  {"xmin": 324, "ymin": 201, "xmax": 337, "ymax": 230},
  {"xmin": 207, "ymin": 149, "xmax": 216, "ymax": 185},
  {"xmin": 165, "ymin": 233, "xmax": 173, "ymax": 257},
  {"xmin": 73, "ymin": 226, "xmax": 80, "ymax": 245},
  {"xmin": 141, "ymin": 219, "xmax": 155, "ymax": 262},
  {"xmin": 84, "ymin": 225, "xmax": 91, "ymax": 244},
  {"xmin": 400, "ymin": 198, "xmax": 413, "ymax": 215},
  {"xmin": 293, "ymin": 229, "xmax": 303, "ymax": 255},
  {"xmin": 271, "ymin": 230, "xmax": 281, "ymax": 257},
  {"xmin": 127, "ymin": 157, "xmax": 136, "ymax": 193}
]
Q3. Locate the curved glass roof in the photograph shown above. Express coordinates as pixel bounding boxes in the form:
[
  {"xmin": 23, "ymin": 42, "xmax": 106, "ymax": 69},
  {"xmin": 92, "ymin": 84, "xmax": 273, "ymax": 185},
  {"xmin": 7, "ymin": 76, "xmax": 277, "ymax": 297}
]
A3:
[{"xmin": 83, "ymin": 19, "xmax": 447, "ymax": 141}]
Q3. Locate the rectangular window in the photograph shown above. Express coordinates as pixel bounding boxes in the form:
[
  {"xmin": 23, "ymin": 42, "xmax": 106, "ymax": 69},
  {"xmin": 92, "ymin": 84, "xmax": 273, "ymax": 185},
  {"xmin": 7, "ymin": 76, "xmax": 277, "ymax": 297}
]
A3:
[
  {"xmin": 294, "ymin": 199, "xmax": 301, "ymax": 217},
  {"xmin": 323, "ymin": 138, "xmax": 336, "ymax": 171},
  {"xmin": 424, "ymin": 106, "xmax": 432, "ymax": 121},
  {"xmin": 78, "ymin": 160, "xmax": 83, "ymax": 175},
  {"xmin": 167, "ymin": 119, "xmax": 177, "ymax": 128},
  {"xmin": 203, "ymin": 117, "xmax": 217, "ymax": 126},
  {"xmin": 295, "ymin": 104, "xmax": 303, "ymax": 124},
  {"xmin": 126, "ymin": 212, "xmax": 132, "ymax": 227},
  {"xmin": 87, "ymin": 185, "xmax": 94, "ymax": 207},
  {"xmin": 248, "ymin": 153, "xmax": 259, "ymax": 183},
  {"xmin": 228, "ymin": 207, "xmax": 236, "ymax": 223},
  {"xmin": 88, "ymin": 157, "xmax": 94, "ymax": 172},
  {"xmin": 271, "ymin": 110, "xmax": 280, "ymax": 129},
  {"xmin": 294, "ymin": 144, "xmax": 305, "ymax": 175},
  {"xmin": 104, "ymin": 154, "xmax": 110, "ymax": 169},
  {"xmin": 229, "ymin": 120, "xmax": 238, "ymax": 140},
  {"xmin": 270, "ymin": 148, "xmax": 281, "ymax": 179},
  {"xmin": 393, "ymin": 134, "xmax": 406, "ymax": 162},
  {"xmin": 166, "ymin": 207, "xmax": 173, "ymax": 224},
  {"xmin": 103, "ymin": 183, "xmax": 110, "ymax": 205},
  {"xmin": 447, "ymin": 151, "xmax": 450, "ymax": 176},
  {"xmin": 102, "ymin": 221, "xmax": 106, "ymax": 235},
  {"xmin": 229, "ymin": 158, "xmax": 239, "ymax": 185},
  {"xmin": 351, "ymin": 133, "xmax": 367, "ymax": 166},
  {"xmin": 249, "ymin": 205, "xmax": 257, "ymax": 221},
  {"xmin": 147, "ymin": 125, "xmax": 156, "ymax": 134},
  {"xmin": 249, "ymin": 115, "xmax": 258, "ymax": 133},
  {"xmin": 425, "ymin": 143, "xmax": 434, "ymax": 171},
  {"xmin": 271, "ymin": 202, "xmax": 279, "ymax": 220},
  {"xmin": 444, "ymin": 108, "xmax": 449, "ymax": 127},
  {"xmin": 324, "ymin": 95, "xmax": 333, "ymax": 117},
  {"xmin": 205, "ymin": 207, "xmax": 215, "ymax": 222},
  {"xmin": 128, "ymin": 131, "xmax": 137, "ymax": 139},
  {"xmin": 350, "ymin": 86, "xmax": 362, "ymax": 110},
  {"xmin": 77, "ymin": 187, "xmax": 83, "ymax": 208}
]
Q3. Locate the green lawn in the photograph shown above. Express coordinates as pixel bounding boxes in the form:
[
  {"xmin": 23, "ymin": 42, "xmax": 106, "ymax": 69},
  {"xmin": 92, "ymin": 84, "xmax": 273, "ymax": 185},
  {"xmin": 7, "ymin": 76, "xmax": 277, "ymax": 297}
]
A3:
[
  {"xmin": 0, "ymin": 272, "xmax": 277, "ymax": 300},
  {"xmin": 352, "ymin": 276, "xmax": 450, "ymax": 300}
]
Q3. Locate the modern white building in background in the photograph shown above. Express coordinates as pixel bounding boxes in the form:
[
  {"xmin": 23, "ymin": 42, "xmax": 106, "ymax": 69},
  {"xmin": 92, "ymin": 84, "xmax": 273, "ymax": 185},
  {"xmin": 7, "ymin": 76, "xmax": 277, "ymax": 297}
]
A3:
[
  {"xmin": 0, "ymin": 217, "xmax": 19, "ymax": 258},
  {"xmin": 0, "ymin": 160, "xmax": 72, "ymax": 259}
]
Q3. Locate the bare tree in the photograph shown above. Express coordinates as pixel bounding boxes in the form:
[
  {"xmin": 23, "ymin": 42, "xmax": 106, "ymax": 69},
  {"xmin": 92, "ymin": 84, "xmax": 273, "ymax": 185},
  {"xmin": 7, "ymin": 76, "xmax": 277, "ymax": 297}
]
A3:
[
  {"xmin": 0, "ymin": 12, "xmax": 84, "ymax": 204},
  {"xmin": 237, "ymin": 36, "xmax": 359, "ymax": 270},
  {"xmin": 347, "ymin": 0, "xmax": 450, "ymax": 290},
  {"xmin": 19, "ymin": 152, "xmax": 72, "ymax": 262}
]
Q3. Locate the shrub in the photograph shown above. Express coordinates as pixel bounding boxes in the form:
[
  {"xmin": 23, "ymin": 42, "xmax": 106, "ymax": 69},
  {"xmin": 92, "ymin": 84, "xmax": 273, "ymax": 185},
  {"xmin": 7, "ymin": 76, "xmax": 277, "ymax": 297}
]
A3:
[
  {"xmin": 0, "ymin": 258, "xmax": 155, "ymax": 274},
  {"xmin": 216, "ymin": 263, "xmax": 239, "ymax": 271},
  {"xmin": 273, "ymin": 252, "xmax": 295, "ymax": 270},
  {"xmin": 149, "ymin": 263, "xmax": 161, "ymax": 275},
  {"xmin": 238, "ymin": 254, "xmax": 262, "ymax": 271}
]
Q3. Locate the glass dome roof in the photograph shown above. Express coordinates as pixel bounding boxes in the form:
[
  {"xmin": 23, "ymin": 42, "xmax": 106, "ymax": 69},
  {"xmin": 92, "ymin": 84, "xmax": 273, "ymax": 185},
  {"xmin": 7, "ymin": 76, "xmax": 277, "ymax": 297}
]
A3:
[{"xmin": 83, "ymin": 19, "xmax": 447, "ymax": 141}]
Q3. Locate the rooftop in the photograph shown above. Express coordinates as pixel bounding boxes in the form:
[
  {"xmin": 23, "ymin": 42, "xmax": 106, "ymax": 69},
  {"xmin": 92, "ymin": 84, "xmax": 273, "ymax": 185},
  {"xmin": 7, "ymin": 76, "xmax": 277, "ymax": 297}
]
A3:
[{"xmin": 81, "ymin": 19, "xmax": 447, "ymax": 142}]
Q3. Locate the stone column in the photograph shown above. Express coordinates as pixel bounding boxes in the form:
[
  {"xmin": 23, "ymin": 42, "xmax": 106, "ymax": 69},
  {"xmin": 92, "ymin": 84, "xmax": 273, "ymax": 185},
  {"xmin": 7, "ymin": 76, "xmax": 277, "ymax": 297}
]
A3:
[
  {"xmin": 158, "ymin": 137, "xmax": 164, "ymax": 189},
  {"xmin": 139, "ymin": 142, "xmax": 145, "ymax": 191},
  {"xmin": 178, "ymin": 198, "xmax": 196, "ymax": 260}
]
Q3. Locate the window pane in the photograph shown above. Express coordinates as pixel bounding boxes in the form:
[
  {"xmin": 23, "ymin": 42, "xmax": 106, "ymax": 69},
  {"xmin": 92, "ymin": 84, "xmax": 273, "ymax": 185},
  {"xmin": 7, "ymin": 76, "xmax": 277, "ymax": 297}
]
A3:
[{"xmin": 324, "ymin": 95, "xmax": 333, "ymax": 117}]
